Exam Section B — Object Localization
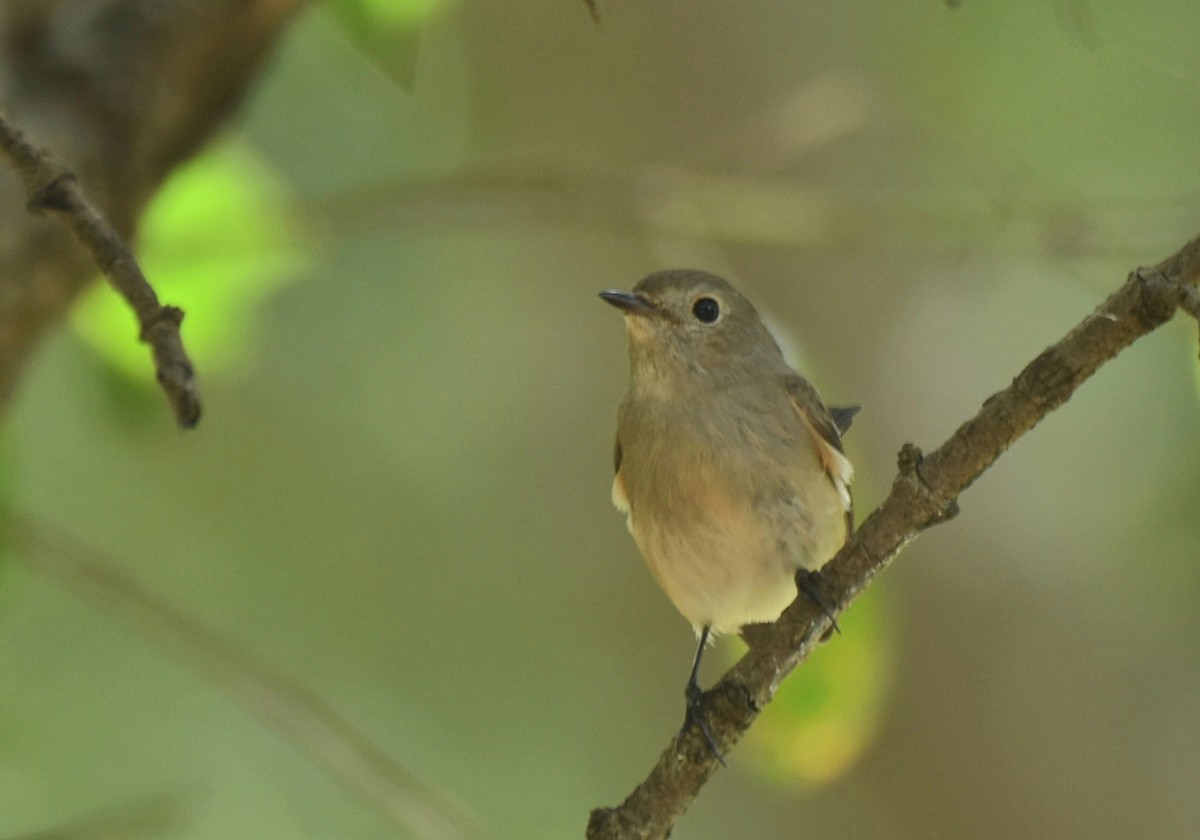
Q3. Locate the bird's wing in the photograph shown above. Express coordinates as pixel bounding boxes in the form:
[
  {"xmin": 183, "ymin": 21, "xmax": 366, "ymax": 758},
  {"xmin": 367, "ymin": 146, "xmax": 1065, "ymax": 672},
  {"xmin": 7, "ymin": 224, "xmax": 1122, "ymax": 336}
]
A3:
[
  {"xmin": 611, "ymin": 436, "xmax": 629, "ymax": 513},
  {"xmin": 785, "ymin": 376, "xmax": 856, "ymax": 532}
]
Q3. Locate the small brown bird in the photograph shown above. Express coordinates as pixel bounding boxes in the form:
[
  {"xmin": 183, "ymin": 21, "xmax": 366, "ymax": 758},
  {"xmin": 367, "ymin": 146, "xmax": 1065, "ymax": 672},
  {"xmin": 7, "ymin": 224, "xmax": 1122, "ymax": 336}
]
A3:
[{"xmin": 601, "ymin": 269, "xmax": 858, "ymax": 759}]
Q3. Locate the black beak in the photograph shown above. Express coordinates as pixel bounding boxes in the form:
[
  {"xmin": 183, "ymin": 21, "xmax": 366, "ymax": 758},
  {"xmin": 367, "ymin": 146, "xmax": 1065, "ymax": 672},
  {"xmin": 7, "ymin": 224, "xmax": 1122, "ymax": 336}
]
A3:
[{"xmin": 599, "ymin": 289, "xmax": 657, "ymax": 316}]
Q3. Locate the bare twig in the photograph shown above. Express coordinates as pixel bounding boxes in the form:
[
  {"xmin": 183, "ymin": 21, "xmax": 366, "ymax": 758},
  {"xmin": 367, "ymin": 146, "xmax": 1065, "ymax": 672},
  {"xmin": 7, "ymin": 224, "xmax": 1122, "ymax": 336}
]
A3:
[
  {"xmin": 12, "ymin": 516, "xmax": 479, "ymax": 840},
  {"xmin": 1184, "ymin": 286, "xmax": 1200, "ymax": 320},
  {"xmin": 305, "ymin": 167, "xmax": 1194, "ymax": 259},
  {"xmin": 586, "ymin": 233, "xmax": 1200, "ymax": 840},
  {"xmin": 0, "ymin": 111, "xmax": 201, "ymax": 428}
]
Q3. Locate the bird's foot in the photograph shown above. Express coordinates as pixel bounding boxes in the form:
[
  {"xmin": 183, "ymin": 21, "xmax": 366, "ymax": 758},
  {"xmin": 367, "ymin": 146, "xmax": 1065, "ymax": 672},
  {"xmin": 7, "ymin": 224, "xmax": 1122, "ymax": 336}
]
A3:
[
  {"xmin": 682, "ymin": 681, "xmax": 726, "ymax": 766},
  {"xmin": 796, "ymin": 568, "xmax": 841, "ymax": 636}
]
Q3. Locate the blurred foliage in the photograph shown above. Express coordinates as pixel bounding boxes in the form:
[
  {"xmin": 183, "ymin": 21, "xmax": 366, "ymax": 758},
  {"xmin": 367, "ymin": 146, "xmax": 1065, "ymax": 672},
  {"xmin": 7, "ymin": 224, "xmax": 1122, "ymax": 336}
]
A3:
[
  {"xmin": 740, "ymin": 583, "xmax": 893, "ymax": 787},
  {"xmin": 1194, "ymin": 355, "xmax": 1200, "ymax": 406},
  {"xmin": 5, "ymin": 2, "xmax": 1200, "ymax": 840},
  {"xmin": 71, "ymin": 139, "xmax": 308, "ymax": 388},
  {"xmin": 321, "ymin": 0, "xmax": 449, "ymax": 90}
]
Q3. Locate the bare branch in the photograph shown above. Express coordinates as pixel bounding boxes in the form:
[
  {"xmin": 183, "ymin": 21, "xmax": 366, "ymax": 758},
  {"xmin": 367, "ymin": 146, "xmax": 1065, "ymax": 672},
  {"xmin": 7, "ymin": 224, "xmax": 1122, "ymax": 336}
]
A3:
[
  {"xmin": 0, "ymin": 1, "xmax": 307, "ymax": 418},
  {"xmin": 13, "ymin": 516, "xmax": 480, "ymax": 840},
  {"xmin": 586, "ymin": 232, "xmax": 1200, "ymax": 840},
  {"xmin": 0, "ymin": 110, "xmax": 200, "ymax": 427},
  {"xmin": 306, "ymin": 167, "xmax": 1192, "ymax": 259}
]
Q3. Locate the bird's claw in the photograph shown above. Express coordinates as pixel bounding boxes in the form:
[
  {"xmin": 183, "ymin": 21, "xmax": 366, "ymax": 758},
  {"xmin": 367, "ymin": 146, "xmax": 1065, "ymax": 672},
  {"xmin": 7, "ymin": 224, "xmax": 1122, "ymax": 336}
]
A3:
[
  {"xmin": 683, "ymin": 682, "xmax": 726, "ymax": 766},
  {"xmin": 796, "ymin": 569, "xmax": 841, "ymax": 635}
]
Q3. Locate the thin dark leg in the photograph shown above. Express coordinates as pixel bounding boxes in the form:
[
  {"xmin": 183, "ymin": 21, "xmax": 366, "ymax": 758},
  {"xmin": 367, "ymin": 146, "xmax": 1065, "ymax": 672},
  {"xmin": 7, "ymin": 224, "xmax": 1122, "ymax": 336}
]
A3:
[
  {"xmin": 796, "ymin": 569, "xmax": 841, "ymax": 635},
  {"xmin": 686, "ymin": 625, "xmax": 710, "ymax": 692},
  {"xmin": 682, "ymin": 625, "xmax": 726, "ymax": 766}
]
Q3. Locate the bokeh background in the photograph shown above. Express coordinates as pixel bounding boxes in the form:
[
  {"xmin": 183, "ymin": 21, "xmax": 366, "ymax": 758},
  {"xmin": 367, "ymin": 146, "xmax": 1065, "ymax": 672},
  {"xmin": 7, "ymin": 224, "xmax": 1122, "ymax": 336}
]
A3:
[{"xmin": 3, "ymin": 1, "xmax": 1200, "ymax": 838}]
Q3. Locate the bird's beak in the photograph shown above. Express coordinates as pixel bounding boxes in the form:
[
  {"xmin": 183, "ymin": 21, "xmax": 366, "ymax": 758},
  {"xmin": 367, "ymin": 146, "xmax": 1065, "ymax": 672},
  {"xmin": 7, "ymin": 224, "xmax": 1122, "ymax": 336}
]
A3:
[{"xmin": 599, "ymin": 289, "xmax": 658, "ymax": 317}]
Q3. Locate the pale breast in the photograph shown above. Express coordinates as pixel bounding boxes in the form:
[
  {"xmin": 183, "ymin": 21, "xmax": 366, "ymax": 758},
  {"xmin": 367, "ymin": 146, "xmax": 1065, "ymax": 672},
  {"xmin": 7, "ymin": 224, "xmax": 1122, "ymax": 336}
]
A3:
[
  {"xmin": 613, "ymin": 383, "xmax": 850, "ymax": 633},
  {"xmin": 626, "ymin": 461, "xmax": 797, "ymax": 634}
]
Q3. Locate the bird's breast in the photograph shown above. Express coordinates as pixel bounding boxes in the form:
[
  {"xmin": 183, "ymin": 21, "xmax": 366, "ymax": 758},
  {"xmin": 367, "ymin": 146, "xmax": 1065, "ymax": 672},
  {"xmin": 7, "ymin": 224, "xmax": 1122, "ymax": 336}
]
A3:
[{"xmin": 613, "ymin": 389, "xmax": 846, "ymax": 632}]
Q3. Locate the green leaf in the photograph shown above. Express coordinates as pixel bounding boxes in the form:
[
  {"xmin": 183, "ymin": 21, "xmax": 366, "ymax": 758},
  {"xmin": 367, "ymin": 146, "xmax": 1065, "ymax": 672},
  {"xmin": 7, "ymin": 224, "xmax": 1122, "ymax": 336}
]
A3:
[
  {"xmin": 737, "ymin": 583, "xmax": 895, "ymax": 787},
  {"xmin": 322, "ymin": 0, "xmax": 448, "ymax": 91},
  {"xmin": 71, "ymin": 138, "xmax": 309, "ymax": 386}
]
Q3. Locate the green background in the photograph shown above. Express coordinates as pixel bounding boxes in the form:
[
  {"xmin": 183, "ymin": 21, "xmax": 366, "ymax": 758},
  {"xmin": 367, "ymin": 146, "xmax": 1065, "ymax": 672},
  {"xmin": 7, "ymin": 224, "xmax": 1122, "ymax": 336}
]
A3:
[{"xmin": 3, "ymin": 1, "xmax": 1200, "ymax": 837}]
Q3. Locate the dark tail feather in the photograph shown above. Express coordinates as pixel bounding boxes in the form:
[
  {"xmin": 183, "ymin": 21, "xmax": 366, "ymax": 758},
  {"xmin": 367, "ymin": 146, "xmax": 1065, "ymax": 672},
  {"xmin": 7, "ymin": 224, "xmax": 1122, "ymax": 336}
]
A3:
[{"xmin": 829, "ymin": 405, "xmax": 861, "ymax": 435}]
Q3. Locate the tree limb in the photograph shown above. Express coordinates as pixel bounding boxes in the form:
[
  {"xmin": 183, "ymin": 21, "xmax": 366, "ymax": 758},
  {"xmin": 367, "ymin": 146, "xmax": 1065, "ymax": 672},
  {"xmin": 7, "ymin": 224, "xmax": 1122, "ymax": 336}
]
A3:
[
  {"xmin": 586, "ymin": 232, "xmax": 1200, "ymax": 840},
  {"xmin": 0, "ymin": 110, "xmax": 200, "ymax": 427}
]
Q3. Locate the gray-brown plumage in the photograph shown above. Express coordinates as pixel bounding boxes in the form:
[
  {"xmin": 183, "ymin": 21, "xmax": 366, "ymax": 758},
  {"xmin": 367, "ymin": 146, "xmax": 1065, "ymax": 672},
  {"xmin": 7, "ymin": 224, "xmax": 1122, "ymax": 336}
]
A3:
[{"xmin": 602, "ymin": 269, "xmax": 857, "ymax": 636}]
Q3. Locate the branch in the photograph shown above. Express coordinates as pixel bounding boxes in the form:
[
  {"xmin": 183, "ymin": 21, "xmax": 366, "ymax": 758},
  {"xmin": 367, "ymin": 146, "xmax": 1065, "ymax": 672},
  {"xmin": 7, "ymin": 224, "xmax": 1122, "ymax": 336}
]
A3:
[
  {"xmin": 0, "ymin": 1, "xmax": 304, "ymax": 419},
  {"xmin": 586, "ymin": 232, "xmax": 1200, "ymax": 840},
  {"xmin": 0, "ymin": 110, "xmax": 200, "ymax": 427},
  {"xmin": 308, "ymin": 167, "xmax": 1189, "ymax": 258},
  {"xmin": 12, "ymin": 515, "xmax": 480, "ymax": 840}
]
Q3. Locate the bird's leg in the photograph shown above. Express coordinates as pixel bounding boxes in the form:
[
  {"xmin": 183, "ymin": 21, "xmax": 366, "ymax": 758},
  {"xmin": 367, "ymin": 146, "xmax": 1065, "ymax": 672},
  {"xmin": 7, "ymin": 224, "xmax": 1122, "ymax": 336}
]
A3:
[
  {"xmin": 681, "ymin": 625, "xmax": 726, "ymax": 766},
  {"xmin": 796, "ymin": 569, "xmax": 841, "ymax": 635}
]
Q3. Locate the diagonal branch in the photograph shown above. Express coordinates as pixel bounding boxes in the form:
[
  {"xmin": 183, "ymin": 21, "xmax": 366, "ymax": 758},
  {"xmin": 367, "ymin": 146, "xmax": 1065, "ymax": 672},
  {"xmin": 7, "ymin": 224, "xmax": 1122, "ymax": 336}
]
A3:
[
  {"xmin": 12, "ymin": 515, "xmax": 480, "ymax": 840},
  {"xmin": 586, "ymin": 232, "xmax": 1200, "ymax": 840},
  {"xmin": 0, "ymin": 110, "xmax": 200, "ymax": 427}
]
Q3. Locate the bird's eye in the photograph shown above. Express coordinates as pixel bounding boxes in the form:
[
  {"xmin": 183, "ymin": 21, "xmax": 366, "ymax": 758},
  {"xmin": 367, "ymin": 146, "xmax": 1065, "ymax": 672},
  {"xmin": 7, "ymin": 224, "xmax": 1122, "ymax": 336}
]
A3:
[{"xmin": 692, "ymin": 297, "xmax": 720, "ymax": 324}]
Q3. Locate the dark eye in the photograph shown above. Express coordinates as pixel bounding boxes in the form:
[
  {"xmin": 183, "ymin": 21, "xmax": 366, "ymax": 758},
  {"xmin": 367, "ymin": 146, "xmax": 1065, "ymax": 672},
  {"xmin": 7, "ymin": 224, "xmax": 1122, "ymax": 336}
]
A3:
[{"xmin": 692, "ymin": 297, "xmax": 720, "ymax": 323}]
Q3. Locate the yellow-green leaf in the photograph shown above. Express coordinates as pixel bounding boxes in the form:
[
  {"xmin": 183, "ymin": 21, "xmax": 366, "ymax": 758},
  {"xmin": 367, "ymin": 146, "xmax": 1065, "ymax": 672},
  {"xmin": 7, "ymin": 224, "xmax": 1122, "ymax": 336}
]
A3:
[
  {"xmin": 322, "ymin": 0, "xmax": 449, "ymax": 91},
  {"xmin": 737, "ymin": 583, "xmax": 894, "ymax": 788},
  {"xmin": 72, "ymin": 139, "xmax": 309, "ymax": 383}
]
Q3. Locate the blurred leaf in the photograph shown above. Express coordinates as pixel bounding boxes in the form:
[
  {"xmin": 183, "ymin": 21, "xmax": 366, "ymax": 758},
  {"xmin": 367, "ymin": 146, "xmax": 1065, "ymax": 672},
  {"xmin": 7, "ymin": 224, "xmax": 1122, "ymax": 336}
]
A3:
[
  {"xmin": 72, "ymin": 139, "xmax": 309, "ymax": 390},
  {"xmin": 322, "ymin": 0, "xmax": 448, "ymax": 91},
  {"xmin": 736, "ymin": 583, "xmax": 894, "ymax": 787}
]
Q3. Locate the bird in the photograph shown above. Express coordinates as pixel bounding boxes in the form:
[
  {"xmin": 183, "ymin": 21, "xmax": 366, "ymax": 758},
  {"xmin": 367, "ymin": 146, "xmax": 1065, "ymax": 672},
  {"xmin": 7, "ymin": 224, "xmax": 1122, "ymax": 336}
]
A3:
[{"xmin": 600, "ymin": 268, "xmax": 858, "ymax": 761}]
